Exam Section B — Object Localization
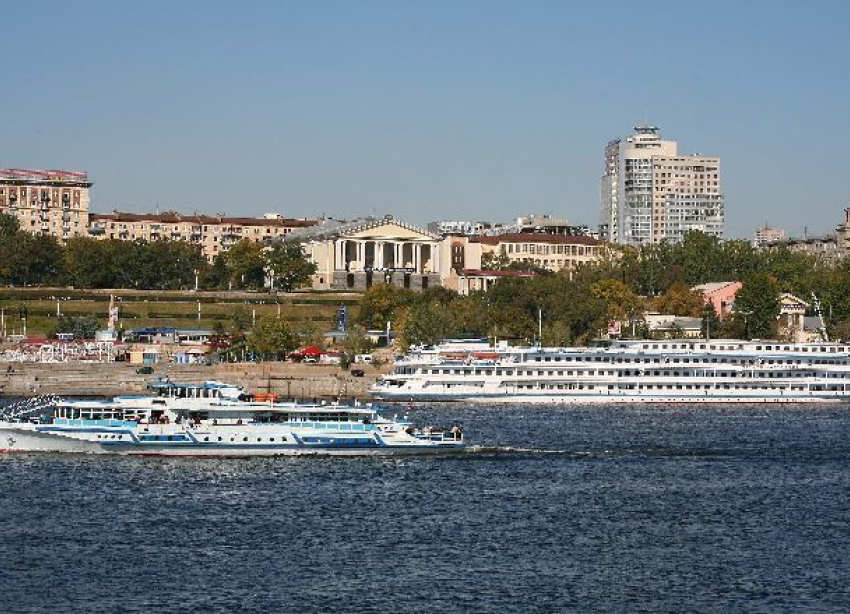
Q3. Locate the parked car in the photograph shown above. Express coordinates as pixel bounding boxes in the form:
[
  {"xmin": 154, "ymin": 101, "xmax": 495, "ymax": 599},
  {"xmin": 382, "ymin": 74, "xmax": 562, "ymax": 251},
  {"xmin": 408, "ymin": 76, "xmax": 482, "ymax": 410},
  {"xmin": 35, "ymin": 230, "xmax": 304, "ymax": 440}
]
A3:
[
  {"xmin": 351, "ymin": 369, "xmax": 365, "ymax": 377},
  {"xmin": 136, "ymin": 366, "xmax": 155, "ymax": 374}
]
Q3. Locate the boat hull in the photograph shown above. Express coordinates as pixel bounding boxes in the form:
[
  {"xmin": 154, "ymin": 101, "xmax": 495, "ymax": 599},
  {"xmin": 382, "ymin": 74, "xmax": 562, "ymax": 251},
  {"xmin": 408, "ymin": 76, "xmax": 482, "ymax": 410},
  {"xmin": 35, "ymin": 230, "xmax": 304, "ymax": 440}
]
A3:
[
  {"xmin": 372, "ymin": 391, "xmax": 850, "ymax": 404},
  {"xmin": 0, "ymin": 425, "xmax": 466, "ymax": 457}
]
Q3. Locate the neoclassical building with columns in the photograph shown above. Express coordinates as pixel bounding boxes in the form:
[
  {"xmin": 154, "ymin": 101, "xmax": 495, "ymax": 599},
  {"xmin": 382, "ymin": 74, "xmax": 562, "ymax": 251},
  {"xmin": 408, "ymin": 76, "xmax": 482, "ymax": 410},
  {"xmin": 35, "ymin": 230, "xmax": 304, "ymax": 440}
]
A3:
[{"xmin": 287, "ymin": 216, "xmax": 444, "ymax": 291}]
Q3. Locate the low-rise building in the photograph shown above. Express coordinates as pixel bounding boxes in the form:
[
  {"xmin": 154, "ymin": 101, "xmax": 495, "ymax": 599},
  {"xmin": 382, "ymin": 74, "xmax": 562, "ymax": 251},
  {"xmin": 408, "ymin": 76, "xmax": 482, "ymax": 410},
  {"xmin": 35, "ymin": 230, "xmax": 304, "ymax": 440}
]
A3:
[
  {"xmin": 762, "ymin": 234, "xmax": 841, "ymax": 263},
  {"xmin": 89, "ymin": 211, "xmax": 318, "ymax": 260},
  {"xmin": 693, "ymin": 281, "xmax": 742, "ymax": 316},
  {"xmin": 438, "ymin": 232, "xmax": 604, "ymax": 291},
  {"xmin": 753, "ymin": 225, "xmax": 785, "ymax": 248},
  {"xmin": 473, "ymin": 233, "xmax": 603, "ymax": 277}
]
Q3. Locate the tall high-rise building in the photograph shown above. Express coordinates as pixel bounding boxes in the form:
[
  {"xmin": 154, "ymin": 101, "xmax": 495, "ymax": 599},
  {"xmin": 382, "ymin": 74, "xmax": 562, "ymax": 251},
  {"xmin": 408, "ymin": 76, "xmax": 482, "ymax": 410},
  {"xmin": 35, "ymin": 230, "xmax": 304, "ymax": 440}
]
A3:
[
  {"xmin": 600, "ymin": 126, "xmax": 723, "ymax": 246},
  {"xmin": 0, "ymin": 168, "xmax": 91, "ymax": 243}
]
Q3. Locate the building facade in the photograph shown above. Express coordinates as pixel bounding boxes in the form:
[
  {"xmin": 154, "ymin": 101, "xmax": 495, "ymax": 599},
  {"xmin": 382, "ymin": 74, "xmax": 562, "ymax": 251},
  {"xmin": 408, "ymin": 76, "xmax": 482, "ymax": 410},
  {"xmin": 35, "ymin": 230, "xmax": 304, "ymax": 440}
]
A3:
[
  {"xmin": 693, "ymin": 281, "xmax": 742, "ymax": 316},
  {"xmin": 753, "ymin": 225, "xmax": 785, "ymax": 248},
  {"xmin": 438, "ymin": 233, "xmax": 604, "ymax": 292},
  {"xmin": 0, "ymin": 168, "xmax": 91, "ymax": 242},
  {"xmin": 89, "ymin": 211, "xmax": 318, "ymax": 260},
  {"xmin": 760, "ymin": 233, "xmax": 842, "ymax": 264},
  {"xmin": 835, "ymin": 207, "xmax": 850, "ymax": 258},
  {"xmin": 601, "ymin": 125, "xmax": 724, "ymax": 246},
  {"xmin": 289, "ymin": 216, "xmax": 443, "ymax": 291},
  {"xmin": 474, "ymin": 233, "xmax": 603, "ymax": 276}
]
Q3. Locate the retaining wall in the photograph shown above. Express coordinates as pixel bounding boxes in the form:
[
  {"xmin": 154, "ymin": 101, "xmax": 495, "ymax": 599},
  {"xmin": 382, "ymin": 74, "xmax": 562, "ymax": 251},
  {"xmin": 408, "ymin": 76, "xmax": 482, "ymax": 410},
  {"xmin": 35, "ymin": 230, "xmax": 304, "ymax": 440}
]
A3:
[{"xmin": 0, "ymin": 362, "xmax": 387, "ymax": 400}]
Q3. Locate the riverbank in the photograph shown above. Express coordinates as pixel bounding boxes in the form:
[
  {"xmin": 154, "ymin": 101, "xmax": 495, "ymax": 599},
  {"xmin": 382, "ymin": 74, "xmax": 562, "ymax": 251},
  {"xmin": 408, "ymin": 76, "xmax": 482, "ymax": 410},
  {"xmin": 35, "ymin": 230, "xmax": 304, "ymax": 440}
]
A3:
[{"xmin": 0, "ymin": 362, "xmax": 389, "ymax": 400}]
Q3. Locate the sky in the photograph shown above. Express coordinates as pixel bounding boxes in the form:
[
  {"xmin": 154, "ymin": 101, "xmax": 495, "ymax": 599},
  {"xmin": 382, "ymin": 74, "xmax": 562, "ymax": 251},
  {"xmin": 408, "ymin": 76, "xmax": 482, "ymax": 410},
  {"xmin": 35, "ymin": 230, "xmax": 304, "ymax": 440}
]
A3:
[{"xmin": 1, "ymin": 0, "xmax": 848, "ymax": 239}]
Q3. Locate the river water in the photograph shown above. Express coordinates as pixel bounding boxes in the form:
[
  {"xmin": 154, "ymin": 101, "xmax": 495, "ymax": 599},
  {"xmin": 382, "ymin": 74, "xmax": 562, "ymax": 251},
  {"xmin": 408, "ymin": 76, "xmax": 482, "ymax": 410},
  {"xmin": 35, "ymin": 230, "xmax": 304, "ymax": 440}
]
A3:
[{"xmin": 2, "ymin": 403, "xmax": 849, "ymax": 613}]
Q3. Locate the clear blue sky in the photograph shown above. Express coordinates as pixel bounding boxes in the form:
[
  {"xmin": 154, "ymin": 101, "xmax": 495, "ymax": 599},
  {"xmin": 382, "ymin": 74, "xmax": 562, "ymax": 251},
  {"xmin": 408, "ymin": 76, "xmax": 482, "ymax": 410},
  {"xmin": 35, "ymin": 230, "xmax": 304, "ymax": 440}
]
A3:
[{"xmin": 2, "ymin": 0, "xmax": 848, "ymax": 239}]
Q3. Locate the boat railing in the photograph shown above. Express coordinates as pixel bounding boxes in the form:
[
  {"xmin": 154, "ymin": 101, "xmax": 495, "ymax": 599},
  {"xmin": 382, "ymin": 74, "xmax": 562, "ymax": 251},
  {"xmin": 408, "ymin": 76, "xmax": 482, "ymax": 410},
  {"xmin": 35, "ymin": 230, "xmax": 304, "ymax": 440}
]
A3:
[
  {"xmin": 52, "ymin": 417, "xmax": 137, "ymax": 428},
  {"xmin": 284, "ymin": 421, "xmax": 378, "ymax": 432},
  {"xmin": 1, "ymin": 395, "xmax": 61, "ymax": 422},
  {"xmin": 414, "ymin": 428, "xmax": 463, "ymax": 442}
]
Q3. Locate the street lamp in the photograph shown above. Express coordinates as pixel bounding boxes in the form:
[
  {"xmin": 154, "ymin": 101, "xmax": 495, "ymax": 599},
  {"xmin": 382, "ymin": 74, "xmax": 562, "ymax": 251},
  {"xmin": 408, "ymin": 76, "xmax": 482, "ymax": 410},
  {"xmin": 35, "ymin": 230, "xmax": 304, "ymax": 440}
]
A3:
[{"xmin": 738, "ymin": 310, "xmax": 753, "ymax": 339}]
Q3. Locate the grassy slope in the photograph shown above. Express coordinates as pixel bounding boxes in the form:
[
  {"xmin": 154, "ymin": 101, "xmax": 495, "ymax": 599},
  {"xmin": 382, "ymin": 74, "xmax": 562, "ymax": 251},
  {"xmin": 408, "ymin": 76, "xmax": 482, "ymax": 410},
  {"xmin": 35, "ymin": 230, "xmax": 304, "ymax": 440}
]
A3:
[{"xmin": 0, "ymin": 288, "xmax": 361, "ymax": 338}]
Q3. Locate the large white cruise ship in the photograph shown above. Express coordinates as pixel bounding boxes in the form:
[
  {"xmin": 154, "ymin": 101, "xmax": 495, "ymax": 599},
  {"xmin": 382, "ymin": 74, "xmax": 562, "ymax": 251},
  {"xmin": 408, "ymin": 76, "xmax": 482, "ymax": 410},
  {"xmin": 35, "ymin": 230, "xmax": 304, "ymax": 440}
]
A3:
[{"xmin": 371, "ymin": 338, "xmax": 850, "ymax": 403}]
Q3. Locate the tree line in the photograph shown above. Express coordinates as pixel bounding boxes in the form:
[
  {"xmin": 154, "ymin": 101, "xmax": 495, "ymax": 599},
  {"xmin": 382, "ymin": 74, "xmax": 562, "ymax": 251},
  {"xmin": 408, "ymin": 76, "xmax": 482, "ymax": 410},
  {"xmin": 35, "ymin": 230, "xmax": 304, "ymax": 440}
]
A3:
[
  {"xmin": 0, "ymin": 214, "xmax": 316, "ymax": 292},
  {"xmin": 357, "ymin": 231, "xmax": 850, "ymax": 347}
]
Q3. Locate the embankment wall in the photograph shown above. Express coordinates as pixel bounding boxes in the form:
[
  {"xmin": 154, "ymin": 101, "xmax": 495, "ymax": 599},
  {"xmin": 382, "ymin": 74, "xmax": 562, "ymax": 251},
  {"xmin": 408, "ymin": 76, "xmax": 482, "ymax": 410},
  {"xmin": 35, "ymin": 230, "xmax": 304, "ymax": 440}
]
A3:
[{"xmin": 0, "ymin": 362, "xmax": 388, "ymax": 400}]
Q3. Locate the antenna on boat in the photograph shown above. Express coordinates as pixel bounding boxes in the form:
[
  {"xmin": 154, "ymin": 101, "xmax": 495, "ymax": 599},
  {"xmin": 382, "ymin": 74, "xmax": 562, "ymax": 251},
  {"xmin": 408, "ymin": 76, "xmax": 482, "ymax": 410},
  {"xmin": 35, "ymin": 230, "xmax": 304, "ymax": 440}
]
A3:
[{"xmin": 812, "ymin": 292, "xmax": 829, "ymax": 342}]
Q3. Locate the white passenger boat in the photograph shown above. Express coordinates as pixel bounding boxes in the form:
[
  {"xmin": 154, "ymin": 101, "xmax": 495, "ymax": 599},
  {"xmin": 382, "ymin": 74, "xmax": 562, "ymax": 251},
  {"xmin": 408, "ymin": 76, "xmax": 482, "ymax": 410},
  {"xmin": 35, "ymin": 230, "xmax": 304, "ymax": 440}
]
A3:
[
  {"xmin": 371, "ymin": 338, "xmax": 850, "ymax": 404},
  {"xmin": 0, "ymin": 381, "xmax": 466, "ymax": 456}
]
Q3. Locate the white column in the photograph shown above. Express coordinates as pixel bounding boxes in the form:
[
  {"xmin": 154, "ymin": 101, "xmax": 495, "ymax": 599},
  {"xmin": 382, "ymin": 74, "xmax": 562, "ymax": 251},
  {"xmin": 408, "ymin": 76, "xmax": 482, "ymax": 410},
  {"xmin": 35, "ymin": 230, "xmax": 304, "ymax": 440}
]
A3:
[
  {"xmin": 394, "ymin": 242, "xmax": 402, "ymax": 269},
  {"xmin": 431, "ymin": 243, "xmax": 439, "ymax": 275},
  {"xmin": 375, "ymin": 241, "xmax": 383, "ymax": 269},
  {"xmin": 414, "ymin": 243, "xmax": 421, "ymax": 273}
]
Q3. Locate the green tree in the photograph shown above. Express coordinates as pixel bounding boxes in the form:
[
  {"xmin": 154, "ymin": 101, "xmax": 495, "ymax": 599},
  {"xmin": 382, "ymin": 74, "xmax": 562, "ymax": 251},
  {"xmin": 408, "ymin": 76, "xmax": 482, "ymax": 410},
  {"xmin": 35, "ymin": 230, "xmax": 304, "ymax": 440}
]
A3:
[
  {"xmin": 0, "ymin": 213, "xmax": 21, "ymax": 239},
  {"xmin": 652, "ymin": 282, "xmax": 706, "ymax": 316},
  {"xmin": 342, "ymin": 324, "xmax": 374, "ymax": 356},
  {"xmin": 144, "ymin": 240, "xmax": 208, "ymax": 290},
  {"xmin": 265, "ymin": 242, "xmax": 317, "ymax": 292},
  {"xmin": 202, "ymin": 254, "xmax": 230, "ymax": 290},
  {"xmin": 247, "ymin": 314, "xmax": 296, "ymax": 360},
  {"xmin": 1, "ymin": 232, "xmax": 65, "ymax": 286},
  {"xmin": 541, "ymin": 320, "xmax": 573, "ymax": 346},
  {"xmin": 224, "ymin": 240, "xmax": 266, "ymax": 289},
  {"xmin": 228, "ymin": 306, "xmax": 253, "ymax": 334},
  {"xmin": 52, "ymin": 314, "xmax": 101, "ymax": 339},
  {"xmin": 397, "ymin": 301, "xmax": 455, "ymax": 350},
  {"xmin": 65, "ymin": 237, "xmax": 117, "ymax": 288},
  {"xmin": 357, "ymin": 283, "xmax": 416, "ymax": 330},
  {"xmin": 480, "ymin": 251, "xmax": 510, "ymax": 271},
  {"xmin": 590, "ymin": 279, "xmax": 645, "ymax": 322},
  {"xmin": 734, "ymin": 273, "xmax": 780, "ymax": 339}
]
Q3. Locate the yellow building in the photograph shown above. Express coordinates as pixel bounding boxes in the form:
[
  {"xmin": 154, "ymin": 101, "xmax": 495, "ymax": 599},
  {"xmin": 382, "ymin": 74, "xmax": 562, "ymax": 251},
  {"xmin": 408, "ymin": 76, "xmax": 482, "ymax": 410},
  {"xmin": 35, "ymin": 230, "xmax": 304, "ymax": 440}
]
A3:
[
  {"xmin": 440, "ymin": 233, "xmax": 605, "ymax": 293},
  {"xmin": 89, "ymin": 211, "xmax": 318, "ymax": 260},
  {"xmin": 0, "ymin": 168, "xmax": 91, "ymax": 243}
]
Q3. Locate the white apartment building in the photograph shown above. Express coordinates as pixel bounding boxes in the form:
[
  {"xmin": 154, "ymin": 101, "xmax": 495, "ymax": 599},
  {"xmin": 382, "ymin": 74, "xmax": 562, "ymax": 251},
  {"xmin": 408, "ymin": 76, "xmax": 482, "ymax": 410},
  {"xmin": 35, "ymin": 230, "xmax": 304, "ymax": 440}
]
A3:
[{"xmin": 601, "ymin": 125, "xmax": 724, "ymax": 246}]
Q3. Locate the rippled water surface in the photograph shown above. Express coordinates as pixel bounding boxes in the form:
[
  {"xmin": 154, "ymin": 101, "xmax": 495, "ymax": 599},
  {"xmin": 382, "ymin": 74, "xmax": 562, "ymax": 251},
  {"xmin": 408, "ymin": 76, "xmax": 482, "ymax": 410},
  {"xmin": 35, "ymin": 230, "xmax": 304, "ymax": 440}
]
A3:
[{"xmin": 2, "ymin": 404, "xmax": 850, "ymax": 613}]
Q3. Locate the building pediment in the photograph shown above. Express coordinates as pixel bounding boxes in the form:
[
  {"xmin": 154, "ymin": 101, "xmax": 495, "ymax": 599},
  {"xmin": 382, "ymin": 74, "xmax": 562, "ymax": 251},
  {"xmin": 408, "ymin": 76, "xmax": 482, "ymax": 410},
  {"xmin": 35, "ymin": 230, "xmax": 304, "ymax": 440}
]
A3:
[
  {"xmin": 779, "ymin": 292, "xmax": 809, "ymax": 314},
  {"xmin": 343, "ymin": 219, "xmax": 438, "ymax": 241}
]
